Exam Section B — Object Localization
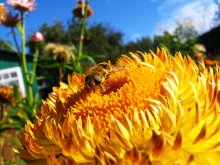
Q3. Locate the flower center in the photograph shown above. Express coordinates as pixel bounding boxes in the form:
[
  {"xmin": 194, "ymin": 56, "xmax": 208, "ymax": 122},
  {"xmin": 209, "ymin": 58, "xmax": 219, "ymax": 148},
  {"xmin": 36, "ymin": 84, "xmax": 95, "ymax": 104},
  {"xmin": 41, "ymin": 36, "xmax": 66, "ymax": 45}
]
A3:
[{"xmin": 70, "ymin": 63, "xmax": 165, "ymax": 129}]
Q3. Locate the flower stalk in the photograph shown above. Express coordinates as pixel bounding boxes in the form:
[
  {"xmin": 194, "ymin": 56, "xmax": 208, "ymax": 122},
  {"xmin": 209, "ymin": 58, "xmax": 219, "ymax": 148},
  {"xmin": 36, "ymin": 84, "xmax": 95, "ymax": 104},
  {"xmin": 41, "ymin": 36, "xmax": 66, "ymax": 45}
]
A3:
[
  {"xmin": 20, "ymin": 10, "xmax": 34, "ymax": 107},
  {"xmin": 77, "ymin": 3, "xmax": 88, "ymax": 57},
  {"xmin": 73, "ymin": 0, "xmax": 93, "ymax": 71},
  {"xmin": 30, "ymin": 48, "xmax": 39, "ymax": 85}
]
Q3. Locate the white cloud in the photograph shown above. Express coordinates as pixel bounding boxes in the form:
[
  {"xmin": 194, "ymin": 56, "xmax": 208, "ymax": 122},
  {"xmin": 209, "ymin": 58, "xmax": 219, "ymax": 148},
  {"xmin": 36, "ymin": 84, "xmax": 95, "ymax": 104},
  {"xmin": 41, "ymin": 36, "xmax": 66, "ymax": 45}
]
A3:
[{"xmin": 155, "ymin": 0, "xmax": 220, "ymax": 35}]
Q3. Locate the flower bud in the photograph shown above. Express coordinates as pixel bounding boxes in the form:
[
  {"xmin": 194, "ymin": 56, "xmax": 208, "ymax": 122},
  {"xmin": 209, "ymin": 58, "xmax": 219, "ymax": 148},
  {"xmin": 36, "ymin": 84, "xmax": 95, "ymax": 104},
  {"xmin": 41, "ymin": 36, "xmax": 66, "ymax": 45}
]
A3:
[{"xmin": 30, "ymin": 31, "xmax": 44, "ymax": 43}]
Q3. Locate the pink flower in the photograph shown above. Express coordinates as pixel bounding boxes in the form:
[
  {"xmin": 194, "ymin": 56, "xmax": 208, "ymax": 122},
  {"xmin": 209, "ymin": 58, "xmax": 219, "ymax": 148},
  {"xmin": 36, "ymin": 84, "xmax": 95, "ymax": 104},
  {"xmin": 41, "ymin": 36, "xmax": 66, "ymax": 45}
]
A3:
[
  {"xmin": 7, "ymin": 0, "xmax": 36, "ymax": 12},
  {"xmin": 30, "ymin": 31, "xmax": 44, "ymax": 43}
]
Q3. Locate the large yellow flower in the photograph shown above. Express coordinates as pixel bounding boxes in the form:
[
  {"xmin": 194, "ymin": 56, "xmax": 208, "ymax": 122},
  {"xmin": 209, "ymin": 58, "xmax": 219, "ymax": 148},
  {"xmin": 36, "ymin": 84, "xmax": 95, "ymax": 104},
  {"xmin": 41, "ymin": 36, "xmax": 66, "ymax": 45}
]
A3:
[{"xmin": 15, "ymin": 48, "xmax": 220, "ymax": 164}]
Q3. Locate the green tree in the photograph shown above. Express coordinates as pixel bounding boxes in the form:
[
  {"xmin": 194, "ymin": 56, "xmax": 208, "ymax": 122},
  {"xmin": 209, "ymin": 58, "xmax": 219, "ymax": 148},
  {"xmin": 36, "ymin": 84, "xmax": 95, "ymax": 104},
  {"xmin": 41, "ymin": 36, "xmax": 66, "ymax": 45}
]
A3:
[
  {"xmin": 39, "ymin": 21, "xmax": 66, "ymax": 43},
  {"xmin": 153, "ymin": 19, "xmax": 198, "ymax": 56},
  {"xmin": 83, "ymin": 23, "xmax": 123, "ymax": 63},
  {"xmin": 38, "ymin": 21, "xmax": 124, "ymax": 63},
  {"xmin": 123, "ymin": 37, "xmax": 154, "ymax": 53}
]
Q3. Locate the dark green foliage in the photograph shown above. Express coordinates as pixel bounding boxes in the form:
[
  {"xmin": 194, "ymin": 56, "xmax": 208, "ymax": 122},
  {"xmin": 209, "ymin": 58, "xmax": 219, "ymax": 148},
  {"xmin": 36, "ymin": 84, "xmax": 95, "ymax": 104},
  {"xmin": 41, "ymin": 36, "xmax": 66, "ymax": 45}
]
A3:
[
  {"xmin": 35, "ymin": 20, "xmax": 195, "ymax": 79},
  {"xmin": 199, "ymin": 25, "xmax": 220, "ymax": 55},
  {"xmin": 83, "ymin": 23, "xmax": 124, "ymax": 63},
  {"xmin": 0, "ymin": 16, "xmax": 212, "ymax": 67},
  {"xmin": 40, "ymin": 21, "xmax": 66, "ymax": 43},
  {"xmin": 123, "ymin": 37, "xmax": 154, "ymax": 53},
  {"xmin": 39, "ymin": 21, "xmax": 124, "ymax": 63},
  {"xmin": 64, "ymin": 20, "xmax": 81, "ymax": 45},
  {"xmin": 37, "ymin": 19, "xmax": 199, "ymax": 62}
]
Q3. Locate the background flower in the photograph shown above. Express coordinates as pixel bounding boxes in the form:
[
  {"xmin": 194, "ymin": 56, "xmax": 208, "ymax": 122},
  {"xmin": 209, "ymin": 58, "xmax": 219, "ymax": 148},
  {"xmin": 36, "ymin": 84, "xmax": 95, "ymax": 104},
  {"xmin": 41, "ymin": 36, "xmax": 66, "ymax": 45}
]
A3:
[
  {"xmin": 30, "ymin": 31, "xmax": 44, "ymax": 43},
  {"xmin": 0, "ymin": 3, "xmax": 8, "ymax": 23},
  {"xmin": 7, "ymin": 0, "xmax": 36, "ymax": 12},
  {"xmin": 0, "ymin": 85, "xmax": 16, "ymax": 104},
  {"xmin": 73, "ymin": 1, "xmax": 93, "ymax": 18},
  {"xmin": 15, "ymin": 49, "xmax": 220, "ymax": 164},
  {"xmin": 192, "ymin": 43, "xmax": 206, "ymax": 59},
  {"xmin": 1, "ymin": 12, "xmax": 20, "ymax": 27},
  {"xmin": 44, "ymin": 43, "xmax": 75, "ymax": 62}
]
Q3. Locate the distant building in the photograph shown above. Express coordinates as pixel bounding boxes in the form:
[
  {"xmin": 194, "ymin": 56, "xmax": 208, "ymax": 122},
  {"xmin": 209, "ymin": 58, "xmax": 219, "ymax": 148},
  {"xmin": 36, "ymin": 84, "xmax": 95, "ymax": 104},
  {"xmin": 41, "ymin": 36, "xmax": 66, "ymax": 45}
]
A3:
[{"xmin": 0, "ymin": 50, "xmax": 38, "ymax": 97}]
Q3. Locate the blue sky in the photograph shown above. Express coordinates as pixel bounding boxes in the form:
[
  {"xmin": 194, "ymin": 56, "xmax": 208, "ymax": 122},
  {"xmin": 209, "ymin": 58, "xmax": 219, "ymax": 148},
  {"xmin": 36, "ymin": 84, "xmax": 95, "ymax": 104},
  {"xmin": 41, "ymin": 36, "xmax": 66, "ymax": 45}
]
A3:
[{"xmin": 0, "ymin": 0, "xmax": 219, "ymax": 43}]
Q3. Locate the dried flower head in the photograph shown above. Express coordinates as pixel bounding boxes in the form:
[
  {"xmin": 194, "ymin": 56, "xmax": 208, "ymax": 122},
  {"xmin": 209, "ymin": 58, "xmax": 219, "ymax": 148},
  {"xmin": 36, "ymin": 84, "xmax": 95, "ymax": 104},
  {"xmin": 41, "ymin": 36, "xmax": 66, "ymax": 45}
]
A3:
[
  {"xmin": 1, "ymin": 12, "xmax": 20, "ymax": 27},
  {"xmin": 44, "ymin": 43, "xmax": 75, "ymax": 62},
  {"xmin": 73, "ymin": 1, "xmax": 93, "ymax": 18},
  {"xmin": 0, "ymin": 3, "xmax": 8, "ymax": 23},
  {"xmin": 15, "ymin": 49, "xmax": 220, "ymax": 164},
  {"xmin": 192, "ymin": 44, "xmax": 206, "ymax": 59},
  {"xmin": 0, "ymin": 85, "xmax": 15, "ymax": 104},
  {"xmin": 7, "ymin": 0, "xmax": 36, "ymax": 12},
  {"xmin": 192, "ymin": 44, "xmax": 206, "ymax": 53}
]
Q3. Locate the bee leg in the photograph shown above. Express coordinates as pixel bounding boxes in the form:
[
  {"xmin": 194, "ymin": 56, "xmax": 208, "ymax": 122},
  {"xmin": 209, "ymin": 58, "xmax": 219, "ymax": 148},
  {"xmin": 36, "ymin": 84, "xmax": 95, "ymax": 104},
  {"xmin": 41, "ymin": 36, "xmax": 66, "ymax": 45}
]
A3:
[{"xmin": 99, "ymin": 84, "xmax": 105, "ymax": 92}]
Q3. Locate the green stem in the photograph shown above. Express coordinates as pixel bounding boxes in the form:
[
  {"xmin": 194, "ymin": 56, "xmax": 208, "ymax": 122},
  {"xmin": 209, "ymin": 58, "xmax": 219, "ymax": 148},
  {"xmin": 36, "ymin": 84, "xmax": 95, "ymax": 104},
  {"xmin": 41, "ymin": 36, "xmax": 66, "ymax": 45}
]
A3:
[
  {"xmin": 30, "ymin": 48, "xmax": 39, "ymax": 84},
  {"xmin": 59, "ymin": 65, "xmax": 63, "ymax": 81},
  {"xmin": 77, "ymin": 2, "xmax": 89, "ymax": 58},
  {"xmin": 20, "ymin": 11, "xmax": 33, "ymax": 106},
  {"xmin": 78, "ymin": 19, "xmax": 85, "ymax": 57}
]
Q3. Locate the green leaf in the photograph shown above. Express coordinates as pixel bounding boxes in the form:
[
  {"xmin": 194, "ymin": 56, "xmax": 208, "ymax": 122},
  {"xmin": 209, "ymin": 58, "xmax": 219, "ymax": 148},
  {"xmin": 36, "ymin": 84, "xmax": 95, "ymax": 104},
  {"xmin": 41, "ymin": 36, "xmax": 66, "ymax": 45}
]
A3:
[
  {"xmin": 36, "ymin": 76, "xmax": 59, "ymax": 81},
  {"xmin": 74, "ymin": 63, "xmax": 84, "ymax": 73},
  {"xmin": 1, "ymin": 123, "xmax": 23, "ymax": 131},
  {"xmin": 79, "ymin": 54, "xmax": 96, "ymax": 64},
  {"xmin": 3, "ymin": 159, "xmax": 26, "ymax": 165},
  {"xmin": 12, "ymin": 85, "xmax": 21, "ymax": 101},
  {"xmin": 0, "ymin": 40, "xmax": 15, "ymax": 51},
  {"xmin": 63, "ymin": 64, "xmax": 74, "ymax": 70}
]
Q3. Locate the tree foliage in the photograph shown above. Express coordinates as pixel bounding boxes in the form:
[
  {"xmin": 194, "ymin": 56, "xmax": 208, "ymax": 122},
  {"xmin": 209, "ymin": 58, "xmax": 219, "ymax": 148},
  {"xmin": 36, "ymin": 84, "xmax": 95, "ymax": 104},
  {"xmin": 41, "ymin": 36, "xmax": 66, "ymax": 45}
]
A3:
[
  {"xmin": 39, "ymin": 21, "xmax": 124, "ymax": 63},
  {"xmin": 40, "ymin": 21, "xmax": 66, "ymax": 43},
  {"xmin": 37, "ymin": 18, "xmax": 199, "ymax": 62},
  {"xmin": 123, "ymin": 37, "xmax": 154, "ymax": 53},
  {"xmin": 153, "ymin": 20, "xmax": 198, "ymax": 56}
]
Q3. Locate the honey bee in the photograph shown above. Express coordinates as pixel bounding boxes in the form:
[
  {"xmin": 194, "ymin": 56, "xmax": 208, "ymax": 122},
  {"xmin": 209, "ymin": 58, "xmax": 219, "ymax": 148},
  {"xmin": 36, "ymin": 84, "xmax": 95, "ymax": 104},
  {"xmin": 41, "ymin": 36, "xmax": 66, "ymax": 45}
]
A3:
[
  {"xmin": 85, "ymin": 54, "xmax": 154, "ymax": 91},
  {"xmin": 85, "ymin": 62, "xmax": 112, "ymax": 90}
]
